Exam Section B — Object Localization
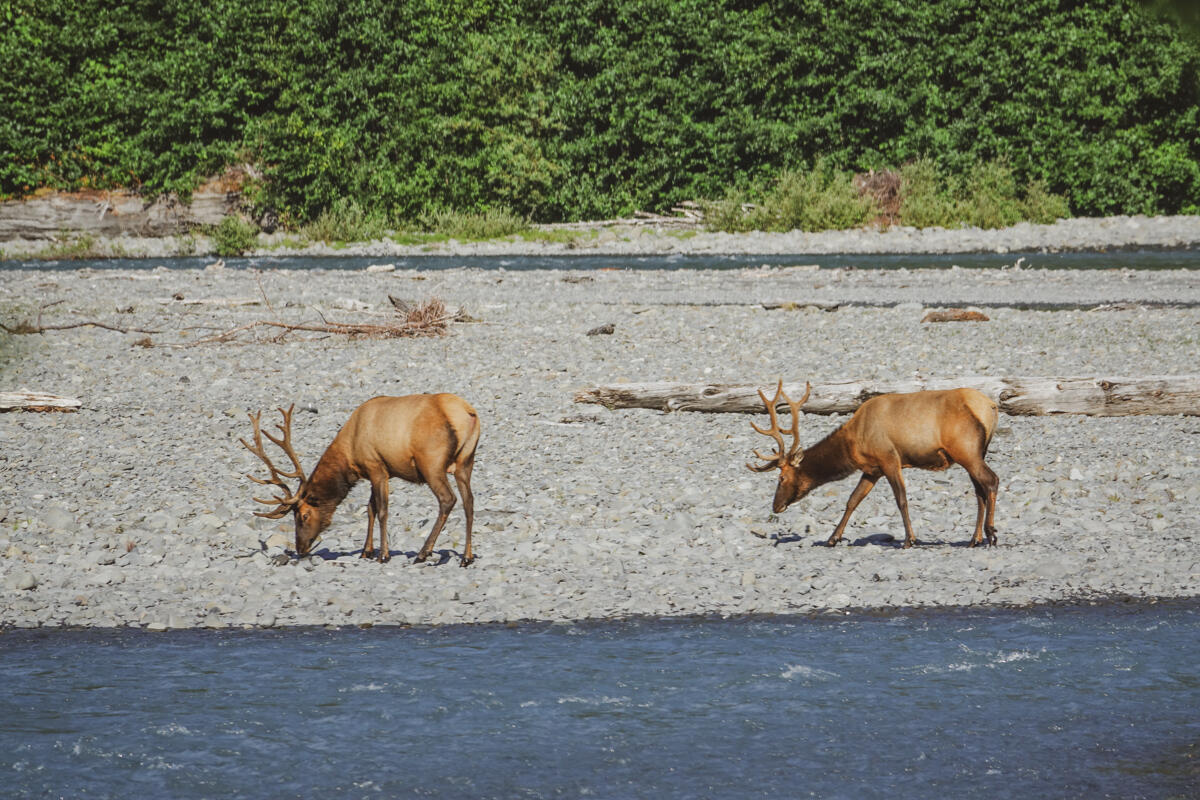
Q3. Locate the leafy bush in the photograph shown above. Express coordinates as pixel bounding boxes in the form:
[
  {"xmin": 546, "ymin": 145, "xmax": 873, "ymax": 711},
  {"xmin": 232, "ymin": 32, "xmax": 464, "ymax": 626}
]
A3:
[
  {"xmin": 211, "ymin": 216, "xmax": 259, "ymax": 256},
  {"xmin": 704, "ymin": 161, "xmax": 875, "ymax": 232},
  {"xmin": 764, "ymin": 161, "xmax": 877, "ymax": 232},
  {"xmin": 2, "ymin": 0, "xmax": 1197, "ymax": 223},
  {"xmin": 896, "ymin": 159, "xmax": 1071, "ymax": 229}
]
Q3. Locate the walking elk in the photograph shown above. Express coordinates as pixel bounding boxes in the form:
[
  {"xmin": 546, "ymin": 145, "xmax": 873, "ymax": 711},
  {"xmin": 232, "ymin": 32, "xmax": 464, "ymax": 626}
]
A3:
[
  {"xmin": 241, "ymin": 394, "xmax": 481, "ymax": 566},
  {"xmin": 748, "ymin": 381, "xmax": 999, "ymax": 548}
]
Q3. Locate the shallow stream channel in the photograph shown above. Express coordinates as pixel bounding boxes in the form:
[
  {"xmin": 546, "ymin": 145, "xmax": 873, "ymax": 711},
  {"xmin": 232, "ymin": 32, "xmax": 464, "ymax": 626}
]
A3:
[{"xmin": 2, "ymin": 601, "xmax": 1197, "ymax": 798}]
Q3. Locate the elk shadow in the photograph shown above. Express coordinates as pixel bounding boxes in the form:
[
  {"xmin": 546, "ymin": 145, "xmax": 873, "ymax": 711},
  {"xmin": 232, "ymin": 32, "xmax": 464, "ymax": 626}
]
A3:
[
  {"xmin": 805, "ymin": 532, "xmax": 960, "ymax": 548},
  {"xmin": 399, "ymin": 548, "xmax": 469, "ymax": 566},
  {"xmin": 307, "ymin": 546, "xmax": 358, "ymax": 560},
  {"xmin": 806, "ymin": 532, "xmax": 905, "ymax": 548}
]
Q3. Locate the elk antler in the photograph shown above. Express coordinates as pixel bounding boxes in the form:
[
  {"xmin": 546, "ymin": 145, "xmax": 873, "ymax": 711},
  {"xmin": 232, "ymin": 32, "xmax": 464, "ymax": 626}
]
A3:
[
  {"xmin": 746, "ymin": 380, "xmax": 811, "ymax": 472},
  {"xmin": 239, "ymin": 405, "xmax": 307, "ymax": 518}
]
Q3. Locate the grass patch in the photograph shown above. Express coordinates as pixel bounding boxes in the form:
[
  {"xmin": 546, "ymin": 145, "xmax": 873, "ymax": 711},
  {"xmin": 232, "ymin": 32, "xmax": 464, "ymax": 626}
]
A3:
[
  {"xmin": 389, "ymin": 231, "xmax": 451, "ymax": 246},
  {"xmin": 260, "ymin": 235, "xmax": 311, "ymax": 251},
  {"xmin": 517, "ymin": 227, "xmax": 601, "ymax": 245},
  {"xmin": 24, "ymin": 233, "xmax": 104, "ymax": 260},
  {"xmin": 417, "ymin": 207, "xmax": 529, "ymax": 241}
]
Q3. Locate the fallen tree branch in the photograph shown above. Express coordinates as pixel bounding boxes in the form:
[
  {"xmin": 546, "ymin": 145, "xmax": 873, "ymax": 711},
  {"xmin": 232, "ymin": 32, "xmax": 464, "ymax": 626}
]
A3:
[
  {"xmin": 1, "ymin": 319, "xmax": 160, "ymax": 335},
  {"xmin": 171, "ymin": 296, "xmax": 459, "ymax": 346},
  {"xmin": 0, "ymin": 391, "xmax": 82, "ymax": 412},
  {"xmin": 1, "ymin": 299, "xmax": 160, "ymax": 335},
  {"xmin": 574, "ymin": 376, "xmax": 1200, "ymax": 417}
]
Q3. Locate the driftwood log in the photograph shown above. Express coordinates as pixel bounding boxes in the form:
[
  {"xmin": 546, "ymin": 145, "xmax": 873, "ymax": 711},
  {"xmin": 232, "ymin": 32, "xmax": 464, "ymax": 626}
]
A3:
[
  {"xmin": 0, "ymin": 391, "xmax": 82, "ymax": 412},
  {"xmin": 574, "ymin": 376, "xmax": 1200, "ymax": 417}
]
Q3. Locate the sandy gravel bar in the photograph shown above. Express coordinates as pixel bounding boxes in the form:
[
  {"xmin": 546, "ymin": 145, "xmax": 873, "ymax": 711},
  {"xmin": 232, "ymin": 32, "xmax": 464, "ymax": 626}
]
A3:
[{"xmin": 1, "ymin": 258, "xmax": 1198, "ymax": 629}]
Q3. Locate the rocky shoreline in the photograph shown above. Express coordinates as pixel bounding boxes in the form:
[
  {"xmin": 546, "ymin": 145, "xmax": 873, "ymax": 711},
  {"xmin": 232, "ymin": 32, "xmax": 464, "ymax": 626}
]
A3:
[
  {"xmin": 0, "ymin": 230, "xmax": 1198, "ymax": 629},
  {"xmin": 2, "ymin": 213, "xmax": 1200, "ymax": 260}
]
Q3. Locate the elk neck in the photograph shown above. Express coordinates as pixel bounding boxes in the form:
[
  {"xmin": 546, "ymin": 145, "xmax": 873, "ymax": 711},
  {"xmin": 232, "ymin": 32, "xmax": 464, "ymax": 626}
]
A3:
[
  {"xmin": 796, "ymin": 425, "xmax": 858, "ymax": 487},
  {"xmin": 302, "ymin": 443, "xmax": 358, "ymax": 513}
]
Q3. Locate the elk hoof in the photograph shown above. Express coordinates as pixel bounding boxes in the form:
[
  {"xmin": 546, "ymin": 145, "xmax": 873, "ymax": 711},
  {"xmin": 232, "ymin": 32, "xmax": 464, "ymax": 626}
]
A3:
[
  {"xmin": 378, "ymin": 552, "xmax": 390, "ymax": 564},
  {"xmin": 902, "ymin": 539, "xmax": 915, "ymax": 549},
  {"xmin": 414, "ymin": 552, "xmax": 429, "ymax": 563},
  {"xmin": 360, "ymin": 549, "xmax": 375, "ymax": 559},
  {"xmin": 459, "ymin": 555, "xmax": 474, "ymax": 568},
  {"xmin": 824, "ymin": 539, "xmax": 839, "ymax": 547}
]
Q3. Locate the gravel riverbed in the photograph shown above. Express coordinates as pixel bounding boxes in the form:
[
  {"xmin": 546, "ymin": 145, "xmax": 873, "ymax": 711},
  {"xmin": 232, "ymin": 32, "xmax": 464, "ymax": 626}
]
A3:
[{"xmin": 1, "ymin": 232, "xmax": 1199, "ymax": 629}]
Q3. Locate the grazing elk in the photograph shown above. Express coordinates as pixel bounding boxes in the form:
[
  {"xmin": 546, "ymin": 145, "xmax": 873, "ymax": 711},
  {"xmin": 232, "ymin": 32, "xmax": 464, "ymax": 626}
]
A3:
[
  {"xmin": 241, "ymin": 394, "xmax": 481, "ymax": 566},
  {"xmin": 748, "ymin": 381, "xmax": 999, "ymax": 548}
]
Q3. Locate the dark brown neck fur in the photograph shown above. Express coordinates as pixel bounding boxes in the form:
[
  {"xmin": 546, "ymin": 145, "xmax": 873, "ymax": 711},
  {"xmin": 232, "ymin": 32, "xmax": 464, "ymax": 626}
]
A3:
[
  {"xmin": 302, "ymin": 445, "xmax": 358, "ymax": 515},
  {"xmin": 798, "ymin": 426, "xmax": 858, "ymax": 487}
]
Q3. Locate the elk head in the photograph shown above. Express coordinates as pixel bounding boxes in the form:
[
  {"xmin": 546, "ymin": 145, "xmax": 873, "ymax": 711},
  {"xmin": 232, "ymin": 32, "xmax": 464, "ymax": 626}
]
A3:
[
  {"xmin": 240, "ymin": 405, "xmax": 327, "ymax": 555},
  {"xmin": 746, "ymin": 380, "xmax": 812, "ymax": 513}
]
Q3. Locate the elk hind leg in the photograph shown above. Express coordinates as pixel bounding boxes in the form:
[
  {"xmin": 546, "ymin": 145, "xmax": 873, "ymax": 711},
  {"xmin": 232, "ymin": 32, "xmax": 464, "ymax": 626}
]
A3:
[
  {"xmin": 370, "ymin": 479, "xmax": 391, "ymax": 563},
  {"xmin": 362, "ymin": 492, "xmax": 378, "ymax": 559},
  {"xmin": 827, "ymin": 473, "xmax": 879, "ymax": 546},
  {"xmin": 962, "ymin": 462, "xmax": 999, "ymax": 547},
  {"xmin": 453, "ymin": 459, "xmax": 475, "ymax": 567},
  {"xmin": 415, "ymin": 472, "xmax": 456, "ymax": 563}
]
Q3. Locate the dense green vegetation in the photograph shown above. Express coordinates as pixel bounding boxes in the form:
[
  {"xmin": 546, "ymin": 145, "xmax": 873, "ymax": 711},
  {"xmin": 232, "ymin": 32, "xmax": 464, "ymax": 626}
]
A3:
[{"xmin": 3, "ymin": 0, "xmax": 1198, "ymax": 230}]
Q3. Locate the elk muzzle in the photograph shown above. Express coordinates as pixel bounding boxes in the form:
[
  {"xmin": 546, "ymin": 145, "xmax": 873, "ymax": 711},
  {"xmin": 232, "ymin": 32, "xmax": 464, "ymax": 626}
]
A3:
[{"xmin": 293, "ymin": 505, "xmax": 325, "ymax": 555}]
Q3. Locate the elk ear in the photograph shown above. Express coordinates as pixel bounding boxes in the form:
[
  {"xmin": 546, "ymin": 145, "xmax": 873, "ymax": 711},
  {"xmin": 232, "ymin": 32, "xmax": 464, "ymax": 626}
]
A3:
[{"xmin": 788, "ymin": 451, "xmax": 804, "ymax": 468}]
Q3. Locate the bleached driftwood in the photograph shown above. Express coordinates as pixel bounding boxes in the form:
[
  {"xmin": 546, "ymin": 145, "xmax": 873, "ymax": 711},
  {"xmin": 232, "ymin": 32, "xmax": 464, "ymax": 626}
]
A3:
[
  {"xmin": 574, "ymin": 376, "xmax": 1200, "ymax": 417},
  {"xmin": 155, "ymin": 296, "xmax": 262, "ymax": 307},
  {"xmin": 0, "ymin": 391, "xmax": 82, "ymax": 412}
]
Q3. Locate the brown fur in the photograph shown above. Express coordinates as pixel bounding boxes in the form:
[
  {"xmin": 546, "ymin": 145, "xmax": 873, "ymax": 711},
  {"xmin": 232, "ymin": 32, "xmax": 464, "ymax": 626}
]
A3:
[
  {"xmin": 252, "ymin": 394, "xmax": 480, "ymax": 566},
  {"xmin": 758, "ymin": 388, "xmax": 999, "ymax": 548}
]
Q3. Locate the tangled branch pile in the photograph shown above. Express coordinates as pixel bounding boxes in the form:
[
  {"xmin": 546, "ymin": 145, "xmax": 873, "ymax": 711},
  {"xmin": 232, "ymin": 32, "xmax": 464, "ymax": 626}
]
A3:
[{"xmin": 189, "ymin": 297, "xmax": 460, "ymax": 345}]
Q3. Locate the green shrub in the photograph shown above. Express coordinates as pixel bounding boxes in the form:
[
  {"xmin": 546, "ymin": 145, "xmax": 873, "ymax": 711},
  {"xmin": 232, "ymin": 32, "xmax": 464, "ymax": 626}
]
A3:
[
  {"xmin": 700, "ymin": 192, "xmax": 760, "ymax": 234},
  {"xmin": 896, "ymin": 159, "xmax": 959, "ymax": 229},
  {"xmin": 300, "ymin": 199, "xmax": 388, "ymax": 243},
  {"xmin": 416, "ymin": 207, "xmax": 529, "ymax": 241},
  {"xmin": 2, "ymin": 0, "xmax": 1198, "ymax": 221},
  {"xmin": 765, "ymin": 161, "xmax": 876, "ymax": 232},
  {"xmin": 211, "ymin": 216, "xmax": 259, "ymax": 256},
  {"xmin": 704, "ymin": 161, "xmax": 875, "ymax": 233},
  {"xmin": 1020, "ymin": 180, "xmax": 1072, "ymax": 224},
  {"xmin": 895, "ymin": 159, "xmax": 1072, "ymax": 229}
]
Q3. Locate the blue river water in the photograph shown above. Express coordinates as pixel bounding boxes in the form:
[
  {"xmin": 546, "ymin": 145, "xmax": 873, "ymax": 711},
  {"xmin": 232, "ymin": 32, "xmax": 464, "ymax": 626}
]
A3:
[{"xmin": 2, "ymin": 601, "xmax": 1197, "ymax": 799}]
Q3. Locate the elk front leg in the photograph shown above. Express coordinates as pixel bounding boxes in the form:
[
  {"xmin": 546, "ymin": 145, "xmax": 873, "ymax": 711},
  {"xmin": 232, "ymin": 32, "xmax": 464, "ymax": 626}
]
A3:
[
  {"xmin": 415, "ymin": 474, "xmax": 456, "ymax": 563},
  {"xmin": 883, "ymin": 468, "xmax": 918, "ymax": 548},
  {"xmin": 826, "ymin": 473, "xmax": 879, "ymax": 546}
]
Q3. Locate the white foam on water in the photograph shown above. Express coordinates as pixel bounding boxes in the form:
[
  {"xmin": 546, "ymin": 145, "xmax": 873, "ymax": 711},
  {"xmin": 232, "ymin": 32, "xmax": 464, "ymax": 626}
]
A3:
[
  {"xmin": 939, "ymin": 648, "xmax": 1047, "ymax": 674},
  {"xmin": 557, "ymin": 695, "xmax": 634, "ymax": 707},
  {"xmin": 780, "ymin": 664, "xmax": 839, "ymax": 681}
]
